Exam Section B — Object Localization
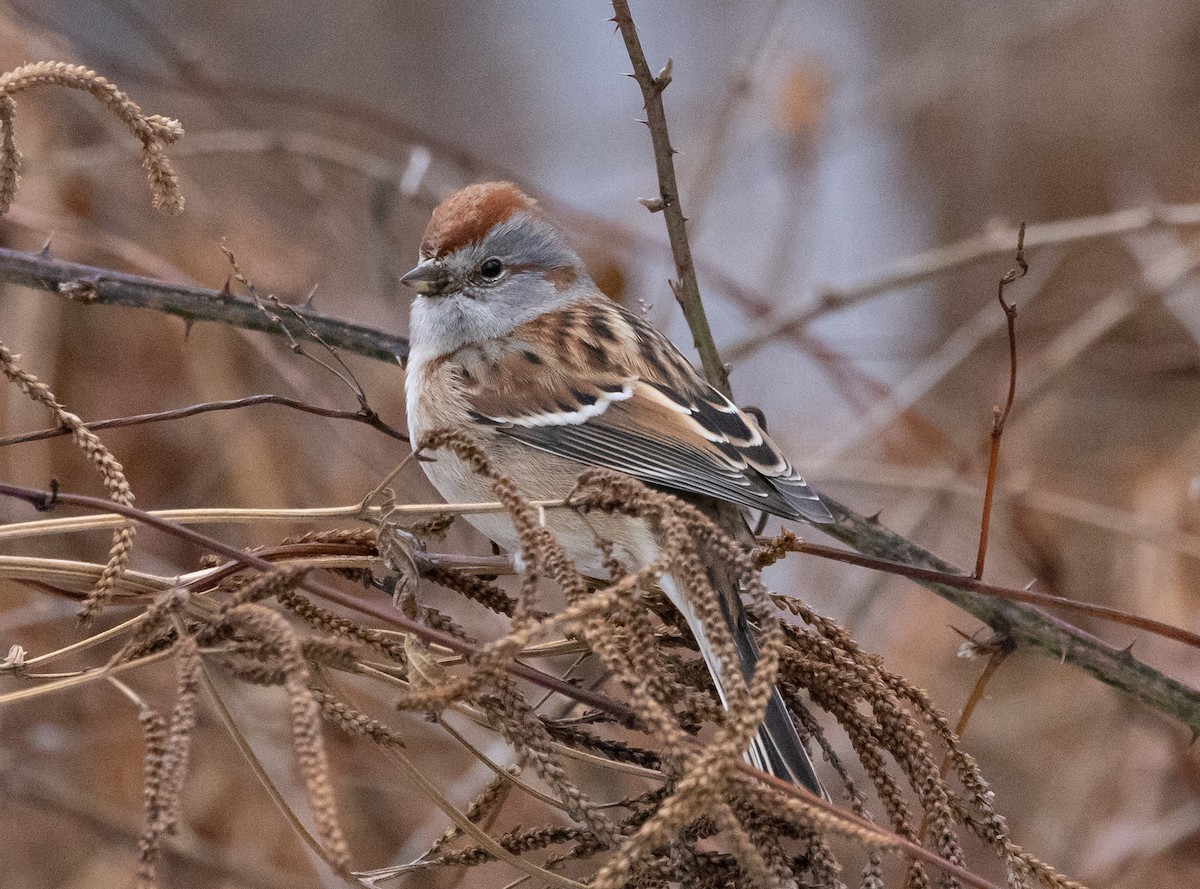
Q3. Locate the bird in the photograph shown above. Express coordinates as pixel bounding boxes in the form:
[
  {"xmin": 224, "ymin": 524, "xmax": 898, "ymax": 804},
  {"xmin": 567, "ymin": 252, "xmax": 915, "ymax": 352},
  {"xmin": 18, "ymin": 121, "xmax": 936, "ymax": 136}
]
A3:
[{"xmin": 401, "ymin": 181, "xmax": 833, "ymax": 796}]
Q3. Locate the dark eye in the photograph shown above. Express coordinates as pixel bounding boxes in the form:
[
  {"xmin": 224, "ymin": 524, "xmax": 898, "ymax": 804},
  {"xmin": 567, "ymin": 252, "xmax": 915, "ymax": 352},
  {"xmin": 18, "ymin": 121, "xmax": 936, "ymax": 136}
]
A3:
[{"xmin": 479, "ymin": 257, "xmax": 504, "ymax": 281}]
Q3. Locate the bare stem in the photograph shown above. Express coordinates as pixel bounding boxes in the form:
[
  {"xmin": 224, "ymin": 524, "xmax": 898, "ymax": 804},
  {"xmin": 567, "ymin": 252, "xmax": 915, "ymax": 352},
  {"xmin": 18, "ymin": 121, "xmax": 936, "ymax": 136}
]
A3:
[
  {"xmin": 974, "ymin": 223, "xmax": 1027, "ymax": 579},
  {"xmin": 0, "ymin": 393, "xmax": 408, "ymax": 448}
]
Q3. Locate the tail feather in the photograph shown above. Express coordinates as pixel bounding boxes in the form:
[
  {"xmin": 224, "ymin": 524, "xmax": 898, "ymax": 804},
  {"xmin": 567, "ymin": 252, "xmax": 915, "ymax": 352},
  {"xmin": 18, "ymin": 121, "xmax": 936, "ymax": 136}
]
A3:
[{"xmin": 660, "ymin": 575, "xmax": 827, "ymax": 799}]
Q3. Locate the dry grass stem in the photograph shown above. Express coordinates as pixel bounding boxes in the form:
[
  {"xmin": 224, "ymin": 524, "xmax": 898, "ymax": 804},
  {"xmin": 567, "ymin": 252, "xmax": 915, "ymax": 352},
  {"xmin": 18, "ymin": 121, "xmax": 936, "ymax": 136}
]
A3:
[{"xmin": 0, "ymin": 342, "xmax": 135, "ymax": 620}]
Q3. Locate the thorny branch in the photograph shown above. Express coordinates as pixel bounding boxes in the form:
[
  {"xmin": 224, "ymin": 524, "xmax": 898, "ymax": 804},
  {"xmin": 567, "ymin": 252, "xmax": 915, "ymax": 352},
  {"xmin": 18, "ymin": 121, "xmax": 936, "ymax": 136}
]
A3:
[
  {"xmin": 762, "ymin": 531, "xmax": 1200, "ymax": 652},
  {"xmin": 0, "ymin": 245, "xmax": 409, "ymax": 364},
  {"xmin": 816, "ymin": 497, "xmax": 1200, "ymax": 732},
  {"xmin": 611, "ymin": 0, "xmax": 731, "ymax": 398}
]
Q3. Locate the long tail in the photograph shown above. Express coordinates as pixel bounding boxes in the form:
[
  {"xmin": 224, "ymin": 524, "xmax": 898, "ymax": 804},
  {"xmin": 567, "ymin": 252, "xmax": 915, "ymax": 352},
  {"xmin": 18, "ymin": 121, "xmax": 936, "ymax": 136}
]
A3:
[{"xmin": 660, "ymin": 575, "xmax": 827, "ymax": 799}]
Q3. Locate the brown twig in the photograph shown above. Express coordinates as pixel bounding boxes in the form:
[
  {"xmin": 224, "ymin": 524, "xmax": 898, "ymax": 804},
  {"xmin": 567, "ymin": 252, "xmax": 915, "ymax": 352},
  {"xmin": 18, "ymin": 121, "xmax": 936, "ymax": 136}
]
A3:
[
  {"xmin": 0, "ymin": 246, "xmax": 410, "ymax": 364},
  {"xmin": 975, "ymin": 223, "xmax": 1027, "ymax": 579},
  {"xmin": 219, "ymin": 241, "xmax": 376, "ymax": 414},
  {"xmin": 765, "ymin": 532, "xmax": 1200, "ymax": 652},
  {"xmin": 611, "ymin": 0, "xmax": 730, "ymax": 397},
  {"xmin": 0, "ymin": 393, "xmax": 408, "ymax": 448}
]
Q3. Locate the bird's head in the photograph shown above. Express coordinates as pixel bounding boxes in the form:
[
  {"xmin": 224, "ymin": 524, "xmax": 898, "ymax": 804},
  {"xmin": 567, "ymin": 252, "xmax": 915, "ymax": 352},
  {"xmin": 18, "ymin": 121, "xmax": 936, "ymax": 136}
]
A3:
[{"xmin": 401, "ymin": 182, "xmax": 590, "ymax": 357}]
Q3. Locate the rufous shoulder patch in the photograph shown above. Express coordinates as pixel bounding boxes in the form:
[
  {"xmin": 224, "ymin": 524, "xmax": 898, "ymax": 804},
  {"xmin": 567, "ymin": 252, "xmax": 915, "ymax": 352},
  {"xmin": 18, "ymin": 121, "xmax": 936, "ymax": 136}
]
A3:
[{"xmin": 420, "ymin": 182, "xmax": 536, "ymax": 258}]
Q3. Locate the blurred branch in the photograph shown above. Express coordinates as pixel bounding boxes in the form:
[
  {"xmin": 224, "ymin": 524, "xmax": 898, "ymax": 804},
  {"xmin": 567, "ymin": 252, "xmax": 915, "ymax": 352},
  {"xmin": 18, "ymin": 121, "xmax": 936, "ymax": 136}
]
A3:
[
  {"xmin": 812, "ymin": 230, "xmax": 1200, "ymax": 470},
  {"xmin": 611, "ymin": 0, "xmax": 730, "ymax": 397},
  {"xmin": 0, "ymin": 245, "xmax": 409, "ymax": 363},
  {"xmin": 685, "ymin": 0, "xmax": 788, "ymax": 235},
  {"xmin": 725, "ymin": 202, "xmax": 1200, "ymax": 361},
  {"xmin": 1, "ymin": 769, "xmax": 300, "ymax": 889},
  {"xmin": 808, "ymin": 249, "xmax": 1065, "ymax": 465}
]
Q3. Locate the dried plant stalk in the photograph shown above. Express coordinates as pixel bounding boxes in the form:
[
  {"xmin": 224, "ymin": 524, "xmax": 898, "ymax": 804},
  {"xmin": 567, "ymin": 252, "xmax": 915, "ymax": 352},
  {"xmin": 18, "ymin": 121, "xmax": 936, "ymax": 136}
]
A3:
[{"xmin": 0, "ymin": 61, "xmax": 183, "ymax": 213}]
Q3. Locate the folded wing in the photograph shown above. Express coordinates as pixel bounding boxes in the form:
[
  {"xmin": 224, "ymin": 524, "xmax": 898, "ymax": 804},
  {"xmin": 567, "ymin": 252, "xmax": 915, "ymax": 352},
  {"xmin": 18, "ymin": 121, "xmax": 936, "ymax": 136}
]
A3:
[{"xmin": 459, "ymin": 299, "xmax": 831, "ymax": 524}]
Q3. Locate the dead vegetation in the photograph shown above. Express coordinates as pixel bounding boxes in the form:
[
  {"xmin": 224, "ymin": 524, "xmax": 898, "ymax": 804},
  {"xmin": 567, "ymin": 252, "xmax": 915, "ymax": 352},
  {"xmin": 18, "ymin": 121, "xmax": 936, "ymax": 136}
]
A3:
[{"xmin": 0, "ymin": 5, "xmax": 1198, "ymax": 889}]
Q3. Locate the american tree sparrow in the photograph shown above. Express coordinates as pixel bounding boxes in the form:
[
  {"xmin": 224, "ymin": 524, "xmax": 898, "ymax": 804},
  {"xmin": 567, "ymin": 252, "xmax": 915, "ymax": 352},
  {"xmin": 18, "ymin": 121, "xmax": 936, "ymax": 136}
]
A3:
[{"xmin": 402, "ymin": 182, "xmax": 832, "ymax": 796}]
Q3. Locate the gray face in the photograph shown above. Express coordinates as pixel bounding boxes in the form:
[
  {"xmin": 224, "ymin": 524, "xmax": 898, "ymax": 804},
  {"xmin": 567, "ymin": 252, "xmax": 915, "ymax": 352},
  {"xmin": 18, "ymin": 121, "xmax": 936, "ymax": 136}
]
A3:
[{"xmin": 406, "ymin": 212, "xmax": 589, "ymax": 360}]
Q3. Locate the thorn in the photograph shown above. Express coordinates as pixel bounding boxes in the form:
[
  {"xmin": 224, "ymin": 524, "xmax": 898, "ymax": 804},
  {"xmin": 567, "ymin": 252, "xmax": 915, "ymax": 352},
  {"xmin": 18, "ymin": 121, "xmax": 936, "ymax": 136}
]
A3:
[
  {"xmin": 35, "ymin": 478, "xmax": 60, "ymax": 512},
  {"xmin": 1023, "ymin": 579, "xmax": 1037, "ymax": 590},
  {"xmin": 638, "ymin": 196, "xmax": 665, "ymax": 213},
  {"xmin": 182, "ymin": 317, "xmax": 195, "ymax": 340},
  {"xmin": 1120, "ymin": 641, "xmax": 1136, "ymax": 658},
  {"xmin": 625, "ymin": 72, "xmax": 637, "ymax": 80},
  {"xmin": 38, "ymin": 233, "xmax": 54, "ymax": 257},
  {"xmin": 220, "ymin": 275, "xmax": 233, "ymax": 297},
  {"xmin": 303, "ymin": 283, "xmax": 319, "ymax": 310},
  {"xmin": 867, "ymin": 511, "xmax": 883, "ymax": 523},
  {"xmin": 636, "ymin": 118, "xmax": 651, "ymax": 128},
  {"xmin": 1189, "ymin": 729, "xmax": 1199, "ymax": 748},
  {"xmin": 948, "ymin": 625, "xmax": 977, "ymax": 643}
]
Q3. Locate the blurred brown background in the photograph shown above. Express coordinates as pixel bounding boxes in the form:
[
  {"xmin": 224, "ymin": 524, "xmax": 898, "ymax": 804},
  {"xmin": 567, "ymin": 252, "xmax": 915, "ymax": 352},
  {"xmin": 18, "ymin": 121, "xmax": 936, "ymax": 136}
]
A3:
[{"xmin": 0, "ymin": 1, "xmax": 1197, "ymax": 887}]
